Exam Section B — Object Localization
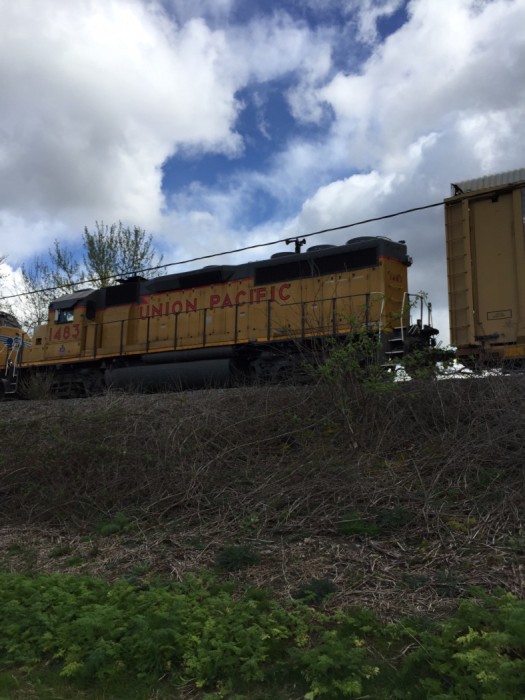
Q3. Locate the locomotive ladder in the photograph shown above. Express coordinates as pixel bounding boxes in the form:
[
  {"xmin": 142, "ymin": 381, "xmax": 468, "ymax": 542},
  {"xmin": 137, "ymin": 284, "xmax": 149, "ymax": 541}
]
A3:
[
  {"xmin": 384, "ymin": 293, "xmax": 434, "ymax": 362},
  {"xmin": 2, "ymin": 337, "xmax": 22, "ymax": 395}
]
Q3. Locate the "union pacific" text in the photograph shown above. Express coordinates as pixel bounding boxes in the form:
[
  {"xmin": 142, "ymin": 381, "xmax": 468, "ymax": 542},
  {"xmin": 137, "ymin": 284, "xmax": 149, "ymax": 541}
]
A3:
[{"xmin": 139, "ymin": 283, "xmax": 291, "ymax": 319}]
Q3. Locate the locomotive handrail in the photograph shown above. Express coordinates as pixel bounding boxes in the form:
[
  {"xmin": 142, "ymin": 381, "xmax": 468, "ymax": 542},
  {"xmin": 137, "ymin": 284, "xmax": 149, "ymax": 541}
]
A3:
[
  {"xmin": 85, "ymin": 290, "xmax": 388, "ymax": 360},
  {"xmin": 399, "ymin": 292, "xmax": 433, "ymax": 344},
  {"xmin": 2, "ymin": 336, "xmax": 23, "ymax": 394}
]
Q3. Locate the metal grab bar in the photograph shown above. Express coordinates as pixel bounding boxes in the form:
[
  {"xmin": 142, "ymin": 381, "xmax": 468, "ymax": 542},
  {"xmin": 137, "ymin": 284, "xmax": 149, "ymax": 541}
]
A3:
[
  {"xmin": 399, "ymin": 293, "xmax": 433, "ymax": 344},
  {"xmin": 80, "ymin": 291, "xmax": 388, "ymax": 359}
]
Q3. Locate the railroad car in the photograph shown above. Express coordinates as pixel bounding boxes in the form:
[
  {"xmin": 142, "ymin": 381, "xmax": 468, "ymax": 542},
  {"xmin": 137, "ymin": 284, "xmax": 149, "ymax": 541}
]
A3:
[
  {"xmin": 0, "ymin": 312, "xmax": 29, "ymax": 397},
  {"xmin": 0, "ymin": 236, "xmax": 437, "ymax": 396},
  {"xmin": 445, "ymin": 168, "xmax": 525, "ymax": 365}
]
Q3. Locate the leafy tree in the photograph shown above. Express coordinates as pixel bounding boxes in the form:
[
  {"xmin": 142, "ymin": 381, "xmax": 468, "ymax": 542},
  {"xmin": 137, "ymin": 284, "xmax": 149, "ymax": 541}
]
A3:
[
  {"xmin": 19, "ymin": 223, "xmax": 163, "ymax": 331},
  {"xmin": 82, "ymin": 221, "xmax": 162, "ymax": 287}
]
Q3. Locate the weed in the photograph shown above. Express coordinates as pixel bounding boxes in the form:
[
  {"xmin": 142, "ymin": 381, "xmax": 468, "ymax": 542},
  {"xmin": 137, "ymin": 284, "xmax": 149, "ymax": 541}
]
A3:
[
  {"xmin": 401, "ymin": 573, "xmax": 428, "ymax": 591},
  {"xmin": 293, "ymin": 578, "xmax": 338, "ymax": 604},
  {"xmin": 131, "ymin": 562, "xmax": 152, "ymax": 577},
  {"xmin": 435, "ymin": 569, "xmax": 464, "ymax": 598},
  {"xmin": 49, "ymin": 544, "xmax": 74, "ymax": 559},
  {"xmin": 96, "ymin": 512, "xmax": 134, "ymax": 537},
  {"xmin": 376, "ymin": 506, "xmax": 416, "ymax": 530},
  {"xmin": 6, "ymin": 543, "xmax": 24, "ymax": 555},
  {"xmin": 508, "ymin": 535, "xmax": 525, "ymax": 553},
  {"xmin": 338, "ymin": 510, "xmax": 380, "ymax": 537},
  {"xmin": 65, "ymin": 557, "xmax": 84, "ymax": 568},
  {"xmin": 215, "ymin": 544, "xmax": 260, "ymax": 572}
]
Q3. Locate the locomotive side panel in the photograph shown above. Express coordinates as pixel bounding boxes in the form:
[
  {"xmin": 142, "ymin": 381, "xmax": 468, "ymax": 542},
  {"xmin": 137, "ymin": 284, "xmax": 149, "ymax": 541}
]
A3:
[{"xmin": 23, "ymin": 246, "xmax": 414, "ymax": 366}]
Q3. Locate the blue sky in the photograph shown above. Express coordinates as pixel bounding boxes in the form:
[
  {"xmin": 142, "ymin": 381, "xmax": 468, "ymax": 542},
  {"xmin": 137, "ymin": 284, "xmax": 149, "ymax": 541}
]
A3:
[{"xmin": 1, "ymin": 0, "xmax": 525, "ymax": 339}]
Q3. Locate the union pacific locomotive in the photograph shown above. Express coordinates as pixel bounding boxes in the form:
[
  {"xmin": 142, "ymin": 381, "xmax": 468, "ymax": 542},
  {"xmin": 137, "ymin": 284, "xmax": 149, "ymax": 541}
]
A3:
[{"xmin": 0, "ymin": 236, "xmax": 437, "ymax": 397}]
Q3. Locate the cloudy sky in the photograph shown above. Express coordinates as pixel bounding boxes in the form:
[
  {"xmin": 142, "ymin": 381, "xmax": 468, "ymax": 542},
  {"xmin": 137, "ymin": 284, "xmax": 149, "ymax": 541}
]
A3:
[{"xmin": 1, "ymin": 0, "xmax": 525, "ymax": 342}]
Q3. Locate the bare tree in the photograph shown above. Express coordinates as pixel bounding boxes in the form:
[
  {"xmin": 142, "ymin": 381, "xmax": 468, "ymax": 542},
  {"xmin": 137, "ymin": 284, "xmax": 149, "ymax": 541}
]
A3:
[{"xmin": 0, "ymin": 254, "xmax": 13, "ymax": 315}]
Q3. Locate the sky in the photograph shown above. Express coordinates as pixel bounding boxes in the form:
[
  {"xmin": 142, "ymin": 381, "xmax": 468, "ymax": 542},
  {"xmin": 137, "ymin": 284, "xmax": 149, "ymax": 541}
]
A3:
[{"xmin": 1, "ymin": 0, "xmax": 525, "ymax": 343}]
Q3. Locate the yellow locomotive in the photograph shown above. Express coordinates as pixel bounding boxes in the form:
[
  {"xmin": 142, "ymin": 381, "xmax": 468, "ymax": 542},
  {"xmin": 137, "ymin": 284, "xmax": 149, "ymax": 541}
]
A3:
[
  {"xmin": 0, "ymin": 312, "xmax": 30, "ymax": 398},
  {"xmin": 1, "ymin": 236, "xmax": 437, "ymax": 396}
]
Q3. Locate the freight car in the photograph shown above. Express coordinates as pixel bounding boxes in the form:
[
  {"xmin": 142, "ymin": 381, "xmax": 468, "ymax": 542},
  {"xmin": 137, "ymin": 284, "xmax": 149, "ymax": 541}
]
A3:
[
  {"xmin": 0, "ymin": 311, "xmax": 29, "ymax": 397},
  {"xmin": 0, "ymin": 236, "xmax": 437, "ymax": 396},
  {"xmin": 445, "ymin": 168, "xmax": 525, "ymax": 366}
]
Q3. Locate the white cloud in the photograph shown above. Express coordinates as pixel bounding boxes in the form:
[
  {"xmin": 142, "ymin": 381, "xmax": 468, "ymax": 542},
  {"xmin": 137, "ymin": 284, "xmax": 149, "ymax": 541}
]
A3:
[
  {"xmin": 0, "ymin": 0, "xmax": 245, "ymax": 251},
  {"xmin": 0, "ymin": 0, "xmax": 335, "ymax": 264},
  {"xmin": 317, "ymin": 0, "xmax": 525, "ymax": 169}
]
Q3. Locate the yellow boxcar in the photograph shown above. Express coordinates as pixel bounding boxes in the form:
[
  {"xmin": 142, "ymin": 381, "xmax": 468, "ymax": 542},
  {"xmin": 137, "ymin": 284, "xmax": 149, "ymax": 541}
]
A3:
[{"xmin": 445, "ymin": 169, "xmax": 525, "ymax": 364}]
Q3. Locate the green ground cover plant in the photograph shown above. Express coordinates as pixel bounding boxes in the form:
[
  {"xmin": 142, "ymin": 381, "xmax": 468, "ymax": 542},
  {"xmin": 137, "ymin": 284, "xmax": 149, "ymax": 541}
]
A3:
[{"xmin": 1, "ymin": 573, "xmax": 524, "ymax": 699}]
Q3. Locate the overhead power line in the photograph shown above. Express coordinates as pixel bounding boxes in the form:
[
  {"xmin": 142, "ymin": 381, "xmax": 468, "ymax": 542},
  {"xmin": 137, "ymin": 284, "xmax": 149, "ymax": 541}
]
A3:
[{"xmin": 0, "ymin": 200, "xmax": 443, "ymax": 303}]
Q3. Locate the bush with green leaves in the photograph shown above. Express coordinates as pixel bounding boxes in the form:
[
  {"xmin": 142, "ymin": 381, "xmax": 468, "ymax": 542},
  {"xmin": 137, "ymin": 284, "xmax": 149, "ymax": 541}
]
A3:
[
  {"xmin": 317, "ymin": 331, "xmax": 394, "ymax": 393},
  {"xmin": 394, "ymin": 589, "xmax": 525, "ymax": 699}
]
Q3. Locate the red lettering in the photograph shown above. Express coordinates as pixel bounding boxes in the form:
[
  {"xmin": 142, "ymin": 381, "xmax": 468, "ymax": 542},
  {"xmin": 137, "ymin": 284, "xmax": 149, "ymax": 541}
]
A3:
[
  {"xmin": 151, "ymin": 304, "xmax": 162, "ymax": 317},
  {"xmin": 172, "ymin": 301, "xmax": 183, "ymax": 314},
  {"xmin": 210, "ymin": 294, "xmax": 221, "ymax": 309},
  {"xmin": 72, "ymin": 324, "xmax": 80, "ymax": 339},
  {"xmin": 256, "ymin": 287, "xmax": 266, "ymax": 302},
  {"xmin": 53, "ymin": 328, "xmax": 61, "ymax": 341},
  {"xmin": 63, "ymin": 325, "xmax": 70, "ymax": 340},
  {"xmin": 270, "ymin": 286, "xmax": 276, "ymax": 301},
  {"xmin": 235, "ymin": 290, "xmax": 246, "ymax": 305},
  {"xmin": 279, "ymin": 284, "xmax": 291, "ymax": 301},
  {"xmin": 222, "ymin": 294, "xmax": 233, "ymax": 308},
  {"xmin": 140, "ymin": 305, "xmax": 149, "ymax": 319},
  {"xmin": 186, "ymin": 299, "xmax": 197, "ymax": 313},
  {"xmin": 165, "ymin": 302, "xmax": 170, "ymax": 315},
  {"xmin": 249, "ymin": 288, "xmax": 255, "ymax": 303}
]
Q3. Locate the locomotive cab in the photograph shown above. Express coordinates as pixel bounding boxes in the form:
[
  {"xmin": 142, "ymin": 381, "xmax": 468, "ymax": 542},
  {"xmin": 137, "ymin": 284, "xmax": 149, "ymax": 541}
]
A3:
[{"xmin": 26, "ymin": 289, "xmax": 96, "ymax": 364}]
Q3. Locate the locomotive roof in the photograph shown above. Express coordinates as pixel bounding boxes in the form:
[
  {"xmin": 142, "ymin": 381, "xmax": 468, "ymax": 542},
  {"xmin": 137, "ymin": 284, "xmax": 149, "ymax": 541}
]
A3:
[
  {"xmin": 51, "ymin": 236, "xmax": 409, "ymax": 310},
  {"xmin": 143, "ymin": 235, "xmax": 408, "ymax": 294},
  {"xmin": 49, "ymin": 288, "xmax": 95, "ymax": 310},
  {"xmin": 0, "ymin": 311, "xmax": 22, "ymax": 329}
]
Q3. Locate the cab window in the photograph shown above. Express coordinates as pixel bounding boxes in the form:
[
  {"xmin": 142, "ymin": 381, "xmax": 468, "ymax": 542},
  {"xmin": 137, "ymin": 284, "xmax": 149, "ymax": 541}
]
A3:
[{"xmin": 55, "ymin": 308, "xmax": 75, "ymax": 324}]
